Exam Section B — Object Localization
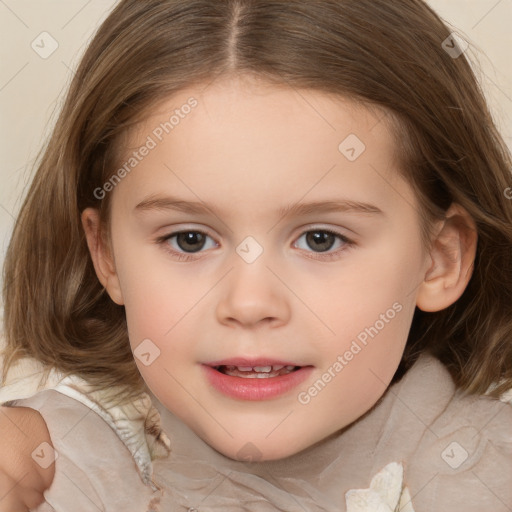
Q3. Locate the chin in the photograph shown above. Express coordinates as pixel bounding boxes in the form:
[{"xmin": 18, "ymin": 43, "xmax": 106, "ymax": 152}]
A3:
[{"xmin": 206, "ymin": 435, "xmax": 311, "ymax": 463}]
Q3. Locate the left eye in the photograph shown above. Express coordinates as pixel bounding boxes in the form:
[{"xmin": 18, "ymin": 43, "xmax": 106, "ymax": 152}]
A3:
[{"xmin": 294, "ymin": 230, "xmax": 350, "ymax": 253}]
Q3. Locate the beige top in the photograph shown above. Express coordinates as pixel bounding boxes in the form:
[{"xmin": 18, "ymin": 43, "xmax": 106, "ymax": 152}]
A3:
[{"xmin": 0, "ymin": 354, "xmax": 511, "ymax": 511}]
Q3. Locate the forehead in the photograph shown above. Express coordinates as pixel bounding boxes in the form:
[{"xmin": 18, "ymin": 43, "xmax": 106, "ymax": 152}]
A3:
[
  {"xmin": 113, "ymin": 75, "xmax": 413, "ymax": 216},
  {"xmin": 129, "ymin": 74, "xmax": 395, "ymax": 154}
]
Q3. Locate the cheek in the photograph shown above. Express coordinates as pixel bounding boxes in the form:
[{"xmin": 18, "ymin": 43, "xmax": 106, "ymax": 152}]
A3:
[
  {"xmin": 113, "ymin": 235, "xmax": 206, "ymax": 337},
  {"xmin": 121, "ymin": 279, "xmax": 202, "ymax": 408},
  {"xmin": 305, "ymin": 234, "xmax": 422, "ymax": 412},
  {"xmin": 301, "ymin": 300, "xmax": 413, "ymax": 433},
  {"xmin": 313, "ymin": 229, "xmax": 424, "ymax": 344},
  {"xmin": 122, "ymin": 282, "xmax": 204, "ymax": 383}
]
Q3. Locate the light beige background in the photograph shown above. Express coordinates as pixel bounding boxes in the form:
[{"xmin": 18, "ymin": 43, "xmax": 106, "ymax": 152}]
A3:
[{"xmin": 0, "ymin": 0, "xmax": 511, "ymax": 321}]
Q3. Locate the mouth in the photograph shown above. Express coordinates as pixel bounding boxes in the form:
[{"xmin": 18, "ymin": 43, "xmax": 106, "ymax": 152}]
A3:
[
  {"xmin": 202, "ymin": 359, "xmax": 313, "ymax": 401},
  {"xmin": 212, "ymin": 364, "xmax": 301, "ymax": 378}
]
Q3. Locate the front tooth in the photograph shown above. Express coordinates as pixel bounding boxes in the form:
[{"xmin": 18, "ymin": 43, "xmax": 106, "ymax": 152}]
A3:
[
  {"xmin": 237, "ymin": 366, "xmax": 253, "ymax": 371},
  {"xmin": 253, "ymin": 366, "xmax": 272, "ymax": 372}
]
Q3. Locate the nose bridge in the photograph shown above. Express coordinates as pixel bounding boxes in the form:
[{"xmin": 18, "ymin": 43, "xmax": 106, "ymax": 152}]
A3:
[{"xmin": 216, "ymin": 240, "xmax": 290, "ymax": 327}]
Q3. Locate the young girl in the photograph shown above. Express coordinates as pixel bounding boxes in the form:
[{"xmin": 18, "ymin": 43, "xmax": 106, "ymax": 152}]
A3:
[{"xmin": 1, "ymin": 0, "xmax": 511, "ymax": 510}]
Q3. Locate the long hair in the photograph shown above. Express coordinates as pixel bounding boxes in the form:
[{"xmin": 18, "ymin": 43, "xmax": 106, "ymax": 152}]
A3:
[{"xmin": 2, "ymin": 0, "xmax": 511, "ymax": 405}]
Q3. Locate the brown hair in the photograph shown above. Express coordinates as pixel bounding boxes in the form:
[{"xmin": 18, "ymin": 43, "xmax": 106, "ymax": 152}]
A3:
[{"xmin": 2, "ymin": 0, "xmax": 511, "ymax": 405}]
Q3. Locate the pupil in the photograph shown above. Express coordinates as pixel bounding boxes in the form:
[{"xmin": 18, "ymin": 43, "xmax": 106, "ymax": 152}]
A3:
[
  {"xmin": 177, "ymin": 232, "xmax": 205, "ymax": 252},
  {"xmin": 307, "ymin": 231, "xmax": 335, "ymax": 252}
]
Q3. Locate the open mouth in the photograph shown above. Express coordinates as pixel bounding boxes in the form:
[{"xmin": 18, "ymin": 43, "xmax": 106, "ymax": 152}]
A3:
[
  {"xmin": 213, "ymin": 365, "xmax": 302, "ymax": 378},
  {"xmin": 203, "ymin": 362, "xmax": 314, "ymax": 400}
]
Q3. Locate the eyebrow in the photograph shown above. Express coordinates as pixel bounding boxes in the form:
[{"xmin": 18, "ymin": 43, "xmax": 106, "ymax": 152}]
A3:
[{"xmin": 134, "ymin": 195, "xmax": 384, "ymax": 218}]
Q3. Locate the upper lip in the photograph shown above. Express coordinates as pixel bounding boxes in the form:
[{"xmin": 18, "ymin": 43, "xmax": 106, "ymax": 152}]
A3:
[{"xmin": 204, "ymin": 358, "xmax": 306, "ymax": 367}]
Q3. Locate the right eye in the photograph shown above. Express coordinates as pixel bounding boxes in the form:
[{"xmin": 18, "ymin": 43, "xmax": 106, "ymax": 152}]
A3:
[{"xmin": 158, "ymin": 230, "xmax": 218, "ymax": 260}]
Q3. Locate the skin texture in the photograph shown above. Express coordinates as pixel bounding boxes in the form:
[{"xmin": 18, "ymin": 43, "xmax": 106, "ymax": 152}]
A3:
[
  {"xmin": 0, "ymin": 406, "xmax": 54, "ymax": 510},
  {"xmin": 82, "ymin": 75, "xmax": 477, "ymax": 461}
]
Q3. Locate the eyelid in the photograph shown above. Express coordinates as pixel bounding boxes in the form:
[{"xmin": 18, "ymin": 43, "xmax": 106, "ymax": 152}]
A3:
[
  {"xmin": 154, "ymin": 219, "xmax": 355, "ymax": 237},
  {"xmin": 294, "ymin": 223, "xmax": 354, "ymax": 237},
  {"xmin": 156, "ymin": 223, "xmax": 355, "ymax": 263},
  {"xmin": 156, "ymin": 227, "xmax": 218, "ymax": 247},
  {"xmin": 155, "ymin": 224, "xmax": 216, "ymax": 239},
  {"xmin": 293, "ymin": 225, "xmax": 354, "ymax": 256},
  {"xmin": 156, "ymin": 224, "xmax": 353, "ymax": 244}
]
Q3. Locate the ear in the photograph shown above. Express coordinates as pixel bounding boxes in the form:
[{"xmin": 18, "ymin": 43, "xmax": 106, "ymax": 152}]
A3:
[
  {"xmin": 416, "ymin": 203, "xmax": 477, "ymax": 312},
  {"xmin": 81, "ymin": 208, "xmax": 124, "ymax": 305}
]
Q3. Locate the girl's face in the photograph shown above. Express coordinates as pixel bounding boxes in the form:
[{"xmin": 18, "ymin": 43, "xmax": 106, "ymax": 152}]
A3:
[{"xmin": 104, "ymin": 75, "xmax": 433, "ymax": 461}]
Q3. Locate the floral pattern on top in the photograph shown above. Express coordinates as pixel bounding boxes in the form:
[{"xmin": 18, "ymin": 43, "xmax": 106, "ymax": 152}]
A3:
[{"xmin": 345, "ymin": 462, "xmax": 415, "ymax": 512}]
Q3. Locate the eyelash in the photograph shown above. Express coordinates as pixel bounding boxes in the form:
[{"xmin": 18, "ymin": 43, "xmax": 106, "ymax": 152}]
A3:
[{"xmin": 156, "ymin": 228, "xmax": 355, "ymax": 262}]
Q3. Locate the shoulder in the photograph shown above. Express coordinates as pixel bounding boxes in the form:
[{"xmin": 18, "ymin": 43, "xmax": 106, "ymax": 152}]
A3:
[
  {"xmin": 428, "ymin": 394, "xmax": 511, "ymax": 511},
  {"xmin": 387, "ymin": 355, "xmax": 512, "ymax": 510},
  {"xmin": 406, "ymin": 374, "xmax": 512, "ymax": 509},
  {"xmin": 0, "ymin": 405, "xmax": 55, "ymax": 508}
]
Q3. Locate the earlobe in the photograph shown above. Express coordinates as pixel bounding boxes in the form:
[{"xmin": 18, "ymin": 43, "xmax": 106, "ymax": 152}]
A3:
[
  {"xmin": 81, "ymin": 208, "xmax": 124, "ymax": 305},
  {"xmin": 416, "ymin": 203, "xmax": 477, "ymax": 312}
]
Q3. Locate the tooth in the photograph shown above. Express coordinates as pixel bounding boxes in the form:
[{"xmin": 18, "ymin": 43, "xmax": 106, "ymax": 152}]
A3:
[
  {"xmin": 253, "ymin": 366, "xmax": 272, "ymax": 372},
  {"xmin": 238, "ymin": 372, "xmax": 270, "ymax": 379},
  {"xmin": 221, "ymin": 365, "xmax": 298, "ymax": 378}
]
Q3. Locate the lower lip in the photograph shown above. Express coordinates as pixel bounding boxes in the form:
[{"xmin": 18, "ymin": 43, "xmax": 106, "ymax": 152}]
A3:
[{"xmin": 201, "ymin": 365, "xmax": 314, "ymax": 401}]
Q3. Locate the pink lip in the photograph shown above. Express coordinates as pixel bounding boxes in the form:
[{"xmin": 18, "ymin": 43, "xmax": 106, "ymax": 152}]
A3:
[{"xmin": 201, "ymin": 364, "xmax": 314, "ymax": 401}]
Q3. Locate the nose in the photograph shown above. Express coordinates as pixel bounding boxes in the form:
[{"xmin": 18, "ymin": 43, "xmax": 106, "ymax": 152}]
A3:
[{"xmin": 216, "ymin": 256, "xmax": 291, "ymax": 329}]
